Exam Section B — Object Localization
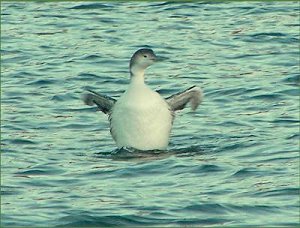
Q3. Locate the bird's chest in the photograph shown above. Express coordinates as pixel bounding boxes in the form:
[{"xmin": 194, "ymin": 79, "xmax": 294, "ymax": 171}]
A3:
[
  {"xmin": 112, "ymin": 89, "xmax": 170, "ymax": 128},
  {"xmin": 110, "ymin": 87, "xmax": 172, "ymax": 144}
]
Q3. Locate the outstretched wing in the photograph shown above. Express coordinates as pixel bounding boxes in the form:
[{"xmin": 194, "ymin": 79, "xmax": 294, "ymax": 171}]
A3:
[
  {"xmin": 166, "ymin": 86, "xmax": 203, "ymax": 111},
  {"xmin": 82, "ymin": 89, "xmax": 116, "ymax": 114}
]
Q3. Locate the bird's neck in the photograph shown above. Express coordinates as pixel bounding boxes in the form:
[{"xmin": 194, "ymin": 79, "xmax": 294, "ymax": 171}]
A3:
[{"xmin": 130, "ymin": 66, "xmax": 145, "ymax": 85}]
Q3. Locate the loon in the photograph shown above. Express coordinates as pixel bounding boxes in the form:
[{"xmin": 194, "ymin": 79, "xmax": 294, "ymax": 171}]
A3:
[{"xmin": 82, "ymin": 48, "xmax": 203, "ymax": 151}]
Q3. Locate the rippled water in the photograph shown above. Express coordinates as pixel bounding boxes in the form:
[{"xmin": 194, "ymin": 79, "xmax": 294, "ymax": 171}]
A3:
[{"xmin": 1, "ymin": 1, "xmax": 299, "ymax": 227}]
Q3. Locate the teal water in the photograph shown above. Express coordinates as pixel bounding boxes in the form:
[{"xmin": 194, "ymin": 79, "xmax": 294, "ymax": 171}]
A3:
[{"xmin": 1, "ymin": 1, "xmax": 299, "ymax": 227}]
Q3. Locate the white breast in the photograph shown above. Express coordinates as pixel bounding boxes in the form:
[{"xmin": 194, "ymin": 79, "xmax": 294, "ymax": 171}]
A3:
[{"xmin": 110, "ymin": 83, "xmax": 173, "ymax": 150}]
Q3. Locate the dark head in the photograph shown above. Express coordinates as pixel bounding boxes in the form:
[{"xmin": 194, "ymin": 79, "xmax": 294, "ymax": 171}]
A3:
[{"xmin": 129, "ymin": 48, "xmax": 157, "ymax": 72}]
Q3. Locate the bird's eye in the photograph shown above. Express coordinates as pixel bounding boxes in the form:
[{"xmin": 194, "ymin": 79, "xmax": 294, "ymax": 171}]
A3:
[{"xmin": 143, "ymin": 55, "xmax": 147, "ymax": 58}]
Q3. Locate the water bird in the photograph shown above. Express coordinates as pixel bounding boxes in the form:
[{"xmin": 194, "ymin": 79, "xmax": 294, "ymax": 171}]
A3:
[{"xmin": 82, "ymin": 48, "xmax": 203, "ymax": 150}]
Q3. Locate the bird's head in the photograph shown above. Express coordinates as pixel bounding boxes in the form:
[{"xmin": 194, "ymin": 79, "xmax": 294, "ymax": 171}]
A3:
[{"xmin": 129, "ymin": 48, "xmax": 157, "ymax": 76}]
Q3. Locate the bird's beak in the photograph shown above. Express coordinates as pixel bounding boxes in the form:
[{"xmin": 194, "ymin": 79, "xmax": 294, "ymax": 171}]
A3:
[{"xmin": 154, "ymin": 56, "xmax": 168, "ymax": 62}]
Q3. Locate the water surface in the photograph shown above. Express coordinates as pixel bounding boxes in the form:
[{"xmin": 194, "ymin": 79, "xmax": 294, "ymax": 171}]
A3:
[{"xmin": 1, "ymin": 1, "xmax": 299, "ymax": 227}]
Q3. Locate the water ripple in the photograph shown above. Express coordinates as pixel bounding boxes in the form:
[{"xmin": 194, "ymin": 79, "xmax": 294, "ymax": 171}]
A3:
[{"xmin": 1, "ymin": 1, "xmax": 299, "ymax": 227}]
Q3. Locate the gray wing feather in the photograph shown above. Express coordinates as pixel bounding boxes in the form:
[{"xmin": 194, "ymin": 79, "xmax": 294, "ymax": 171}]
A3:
[
  {"xmin": 82, "ymin": 89, "xmax": 116, "ymax": 114},
  {"xmin": 166, "ymin": 86, "xmax": 203, "ymax": 111}
]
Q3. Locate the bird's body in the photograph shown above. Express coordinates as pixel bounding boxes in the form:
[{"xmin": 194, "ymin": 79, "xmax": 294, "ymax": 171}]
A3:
[
  {"xmin": 82, "ymin": 48, "xmax": 203, "ymax": 151},
  {"xmin": 110, "ymin": 81, "xmax": 172, "ymax": 150}
]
